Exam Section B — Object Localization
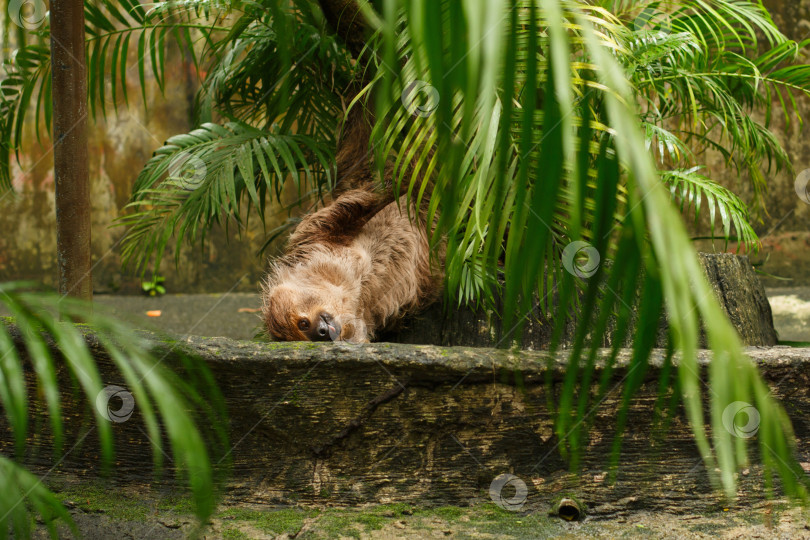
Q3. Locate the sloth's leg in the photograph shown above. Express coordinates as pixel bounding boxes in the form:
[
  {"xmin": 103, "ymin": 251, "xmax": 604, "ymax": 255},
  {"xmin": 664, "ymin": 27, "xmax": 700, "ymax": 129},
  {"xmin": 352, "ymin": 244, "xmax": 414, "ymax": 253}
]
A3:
[
  {"xmin": 333, "ymin": 100, "xmax": 375, "ymax": 196},
  {"xmin": 288, "ymin": 187, "xmax": 394, "ymax": 249}
]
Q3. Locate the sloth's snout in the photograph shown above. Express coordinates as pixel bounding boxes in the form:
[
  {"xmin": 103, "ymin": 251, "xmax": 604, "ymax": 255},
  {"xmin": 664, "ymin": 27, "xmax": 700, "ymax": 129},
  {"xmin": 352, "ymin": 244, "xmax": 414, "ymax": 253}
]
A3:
[{"xmin": 314, "ymin": 312, "xmax": 340, "ymax": 341}]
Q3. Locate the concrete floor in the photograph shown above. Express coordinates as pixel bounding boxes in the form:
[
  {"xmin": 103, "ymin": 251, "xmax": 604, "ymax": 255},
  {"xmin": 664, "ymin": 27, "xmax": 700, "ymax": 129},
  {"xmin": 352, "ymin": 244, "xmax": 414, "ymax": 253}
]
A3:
[
  {"xmin": 5, "ymin": 289, "xmax": 807, "ymax": 344},
  {"xmin": 92, "ymin": 288, "xmax": 810, "ymax": 344},
  {"xmin": 93, "ymin": 292, "xmax": 265, "ymax": 341},
  {"xmin": 766, "ymin": 287, "xmax": 810, "ymax": 343}
]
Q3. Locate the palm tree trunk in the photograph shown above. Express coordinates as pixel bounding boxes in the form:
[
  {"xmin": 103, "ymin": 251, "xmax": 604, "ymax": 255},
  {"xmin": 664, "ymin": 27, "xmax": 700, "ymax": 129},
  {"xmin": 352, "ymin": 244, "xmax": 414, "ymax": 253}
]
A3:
[
  {"xmin": 49, "ymin": 0, "xmax": 92, "ymax": 300},
  {"xmin": 316, "ymin": 0, "xmax": 372, "ymax": 58}
]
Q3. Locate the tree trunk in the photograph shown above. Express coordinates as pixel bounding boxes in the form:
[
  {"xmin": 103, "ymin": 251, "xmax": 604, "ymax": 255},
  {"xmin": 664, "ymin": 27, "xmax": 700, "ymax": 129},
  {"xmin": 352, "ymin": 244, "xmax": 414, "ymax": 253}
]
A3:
[
  {"xmin": 383, "ymin": 253, "xmax": 778, "ymax": 348},
  {"xmin": 316, "ymin": 0, "xmax": 373, "ymax": 58},
  {"xmin": 50, "ymin": 0, "xmax": 92, "ymax": 300}
]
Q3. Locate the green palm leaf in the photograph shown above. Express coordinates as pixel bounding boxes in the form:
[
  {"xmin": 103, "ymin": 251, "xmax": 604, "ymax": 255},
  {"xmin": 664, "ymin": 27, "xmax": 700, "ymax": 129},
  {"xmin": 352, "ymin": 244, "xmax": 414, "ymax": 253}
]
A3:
[
  {"xmin": 0, "ymin": 282, "xmax": 229, "ymax": 535},
  {"xmin": 0, "ymin": 456, "xmax": 78, "ymax": 539},
  {"xmin": 370, "ymin": 0, "xmax": 808, "ymax": 501},
  {"xmin": 117, "ymin": 120, "xmax": 334, "ymax": 277},
  {"xmin": 662, "ymin": 167, "xmax": 760, "ymax": 250}
]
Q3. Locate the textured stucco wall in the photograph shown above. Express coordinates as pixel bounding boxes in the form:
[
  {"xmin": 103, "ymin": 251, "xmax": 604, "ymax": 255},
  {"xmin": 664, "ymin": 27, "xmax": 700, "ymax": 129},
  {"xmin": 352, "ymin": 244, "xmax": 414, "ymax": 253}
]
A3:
[
  {"xmin": 0, "ymin": 40, "xmax": 291, "ymax": 294},
  {"xmin": 2, "ymin": 2, "xmax": 810, "ymax": 293}
]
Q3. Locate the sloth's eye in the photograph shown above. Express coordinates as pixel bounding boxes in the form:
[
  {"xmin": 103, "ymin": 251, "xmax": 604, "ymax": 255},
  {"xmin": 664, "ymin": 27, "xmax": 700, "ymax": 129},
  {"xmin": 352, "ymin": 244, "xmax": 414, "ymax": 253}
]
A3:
[{"xmin": 297, "ymin": 319, "xmax": 310, "ymax": 331}]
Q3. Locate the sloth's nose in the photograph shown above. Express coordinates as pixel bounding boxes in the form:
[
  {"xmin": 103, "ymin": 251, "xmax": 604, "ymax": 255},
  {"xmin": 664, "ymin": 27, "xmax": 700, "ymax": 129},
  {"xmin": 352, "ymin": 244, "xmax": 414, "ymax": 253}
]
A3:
[{"xmin": 314, "ymin": 312, "xmax": 340, "ymax": 341}]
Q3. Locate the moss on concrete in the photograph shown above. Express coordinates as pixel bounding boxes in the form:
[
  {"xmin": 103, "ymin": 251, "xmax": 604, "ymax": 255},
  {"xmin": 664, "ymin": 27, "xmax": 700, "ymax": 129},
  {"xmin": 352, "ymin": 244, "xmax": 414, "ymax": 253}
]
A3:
[
  {"xmin": 218, "ymin": 507, "xmax": 318, "ymax": 536},
  {"xmin": 35, "ymin": 481, "xmax": 810, "ymax": 540},
  {"xmin": 53, "ymin": 483, "xmax": 152, "ymax": 522}
]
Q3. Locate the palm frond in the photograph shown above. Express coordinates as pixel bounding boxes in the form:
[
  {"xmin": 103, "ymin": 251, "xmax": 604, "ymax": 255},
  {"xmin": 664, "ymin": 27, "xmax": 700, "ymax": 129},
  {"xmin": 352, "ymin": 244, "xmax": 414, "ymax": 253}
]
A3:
[
  {"xmin": 117, "ymin": 120, "xmax": 334, "ymax": 277},
  {"xmin": 662, "ymin": 167, "xmax": 760, "ymax": 250},
  {"xmin": 0, "ymin": 456, "xmax": 78, "ymax": 539},
  {"xmin": 621, "ymin": 2, "xmax": 810, "ymax": 209},
  {"xmin": 643, "ymin": 122, "xmax": 694, "ymax": 163},
  {"xmin": 0, "ymin": 1, "xmax": 214, "ymax": 188},
  {"xmin": 199, "ymin": 5, "xmax": 356, "ymax": 131},
  {"xmin": 0, "ymin": 44, "xmax": 50, "ymax": 190},
  {"xmin": 0, "ymin": 282, "xmax": 229, "ymax": 534},
  {"xmin": 0, "ymin": 0, "xmax": 358, "ymax": 269},
  {"xmin": 372, "ymin": 0, "xmax": 809, "ymax": 502}
]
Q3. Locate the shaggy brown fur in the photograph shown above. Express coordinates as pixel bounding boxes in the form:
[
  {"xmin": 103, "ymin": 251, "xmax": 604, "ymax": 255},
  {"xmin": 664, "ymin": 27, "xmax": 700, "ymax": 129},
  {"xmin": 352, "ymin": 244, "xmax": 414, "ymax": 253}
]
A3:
[
  {"xmin": 262, "ymin": 86, "xmax": 443, "ymax": 342},
  {"xmin": 261, "ymin": 186, "xmax": 442, "ymax": 342}
]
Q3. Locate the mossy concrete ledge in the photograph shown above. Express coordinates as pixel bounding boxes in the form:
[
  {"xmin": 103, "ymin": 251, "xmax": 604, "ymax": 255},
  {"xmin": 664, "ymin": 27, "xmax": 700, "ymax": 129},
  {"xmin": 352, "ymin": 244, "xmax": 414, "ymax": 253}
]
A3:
[{"xmin": 6, "ymin": 335, "xmax": 810, "ymax": 517}]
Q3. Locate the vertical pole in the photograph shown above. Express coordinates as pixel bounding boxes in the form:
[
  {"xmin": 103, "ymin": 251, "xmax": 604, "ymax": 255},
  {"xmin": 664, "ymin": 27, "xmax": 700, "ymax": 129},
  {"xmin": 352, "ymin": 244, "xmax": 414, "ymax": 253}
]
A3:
[{"xmin": 49, "ymin": 0, "xmax": 92, "ymax": 300}]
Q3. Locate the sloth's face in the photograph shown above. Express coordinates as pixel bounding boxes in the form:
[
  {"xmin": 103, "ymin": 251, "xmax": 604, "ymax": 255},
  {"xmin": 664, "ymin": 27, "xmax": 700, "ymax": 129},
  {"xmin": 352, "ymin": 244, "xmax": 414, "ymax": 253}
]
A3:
[{"xmin": 261, "ymin": 283, "xmax": 366, "ymax": 342}]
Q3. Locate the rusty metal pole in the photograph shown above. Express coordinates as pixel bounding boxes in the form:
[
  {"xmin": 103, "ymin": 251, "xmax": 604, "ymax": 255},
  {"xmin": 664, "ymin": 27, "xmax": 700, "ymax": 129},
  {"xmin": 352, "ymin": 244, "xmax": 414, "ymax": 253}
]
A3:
[{"xmin": 50, "ymin": 0, "xmax": 92, "ymax": 300}]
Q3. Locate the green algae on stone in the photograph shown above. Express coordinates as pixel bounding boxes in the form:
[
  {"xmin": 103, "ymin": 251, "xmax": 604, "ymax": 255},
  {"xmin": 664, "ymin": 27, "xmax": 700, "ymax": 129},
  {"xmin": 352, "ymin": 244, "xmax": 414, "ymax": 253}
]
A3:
[{"xmin": 218, "ymin": 507, "xmax": 319, "ymax": 536}]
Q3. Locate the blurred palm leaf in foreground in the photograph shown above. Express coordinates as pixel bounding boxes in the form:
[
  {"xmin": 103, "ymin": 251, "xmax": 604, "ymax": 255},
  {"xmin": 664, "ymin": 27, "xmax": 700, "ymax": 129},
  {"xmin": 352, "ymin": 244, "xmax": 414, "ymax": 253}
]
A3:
[
  {"xmin": 370, "ymin": 0, "xmax": 808, "ymax": 499},
  {"xmin": 1, "ymin": 0, "xmax": 809, "ymax": 515},
  {"xmin": 0, "ymin": 283, "xmax": 228, "ymax": 536}
]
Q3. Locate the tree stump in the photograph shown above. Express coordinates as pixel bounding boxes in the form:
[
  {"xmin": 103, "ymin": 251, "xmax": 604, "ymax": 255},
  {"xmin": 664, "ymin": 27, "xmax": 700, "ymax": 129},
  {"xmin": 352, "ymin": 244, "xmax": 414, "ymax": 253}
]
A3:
[{"xmin": 382, "ymin": 253, "xmax": 778, "ymax": 348}]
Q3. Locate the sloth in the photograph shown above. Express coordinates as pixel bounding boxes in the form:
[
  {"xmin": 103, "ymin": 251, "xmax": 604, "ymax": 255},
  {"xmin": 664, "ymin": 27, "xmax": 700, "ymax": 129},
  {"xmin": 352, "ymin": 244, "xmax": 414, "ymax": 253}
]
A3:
[
  {"xmin": 261, "ymin": 187, "xmax": 443, "ymax": 342},
  {"xmin": 262, "ymin": 94, "xmax": 443, "ymax": 342}
]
